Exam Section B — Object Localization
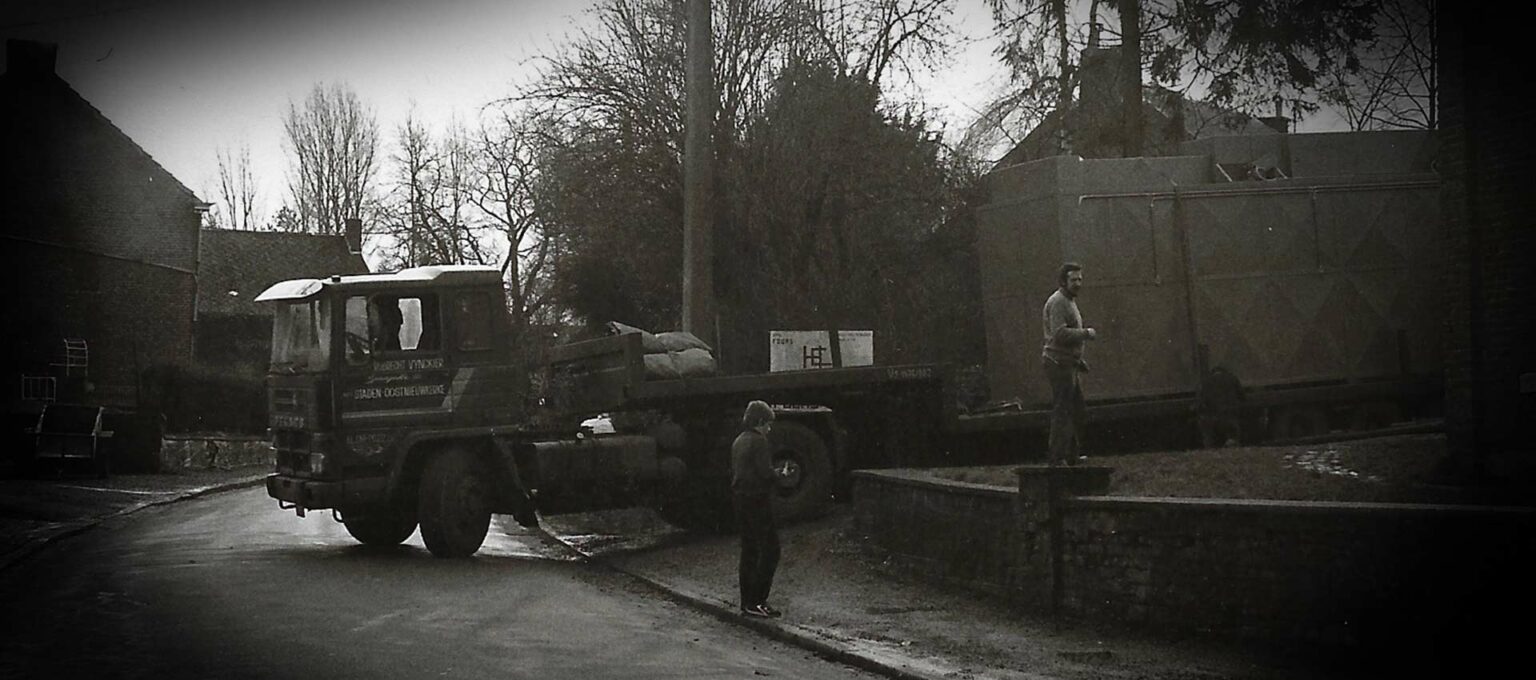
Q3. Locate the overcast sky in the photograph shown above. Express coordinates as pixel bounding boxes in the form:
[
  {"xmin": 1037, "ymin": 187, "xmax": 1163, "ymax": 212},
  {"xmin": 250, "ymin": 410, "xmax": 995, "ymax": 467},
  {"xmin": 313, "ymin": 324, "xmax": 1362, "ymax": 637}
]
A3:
[
  {"xmin": 1, "ymin": 0, "xmax": 1029, "ymax": 222},
  {"xmin": 2, "ymin": 1, "xmax": 597, "ymax": 215}
]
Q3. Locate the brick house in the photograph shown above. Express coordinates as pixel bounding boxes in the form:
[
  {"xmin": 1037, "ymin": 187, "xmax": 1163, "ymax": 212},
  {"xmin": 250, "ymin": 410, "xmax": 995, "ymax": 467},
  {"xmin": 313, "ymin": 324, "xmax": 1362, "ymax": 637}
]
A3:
[
  {"xmin": 1, "ymin": 39, "xmax": 208, "ymax": 418},
  {"xmin": 996, "ymin": 45, "xmax": 1283, "ymax": 168},
  {"xmin": 158, "ymin": 226, "xmax": 368, "ymax": 433},
  {"xmin": 195, "ymin": 226, "xmax": 369, "ymax": 375}
]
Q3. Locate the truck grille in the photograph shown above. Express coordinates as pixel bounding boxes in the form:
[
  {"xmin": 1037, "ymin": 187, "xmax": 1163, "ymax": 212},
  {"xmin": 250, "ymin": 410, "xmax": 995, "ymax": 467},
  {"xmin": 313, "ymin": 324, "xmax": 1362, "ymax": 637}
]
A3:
[
  {"xmin": 272, "ymin": 429, "xmax": 311, "ymax": 474},
  {"xmin": 276, "ymin": 450, "xmax": 311, "ymax": 474}
]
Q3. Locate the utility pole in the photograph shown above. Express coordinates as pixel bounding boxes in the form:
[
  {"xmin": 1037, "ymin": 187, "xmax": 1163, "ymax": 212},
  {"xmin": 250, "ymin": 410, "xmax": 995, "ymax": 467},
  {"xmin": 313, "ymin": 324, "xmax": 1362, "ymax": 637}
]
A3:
[
  {"xmin": 682, "ymin": 0, "xmax": 715, "ymax": 344},
  {"xmin": 1119, "ymin": 0, "xmax": 1143, "ymax": 157}
]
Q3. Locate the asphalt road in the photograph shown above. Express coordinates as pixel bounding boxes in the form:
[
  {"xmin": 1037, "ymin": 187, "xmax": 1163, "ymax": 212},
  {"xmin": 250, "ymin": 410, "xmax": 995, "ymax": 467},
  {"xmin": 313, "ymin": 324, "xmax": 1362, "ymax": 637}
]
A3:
[{"xmin": 0, "ymin": 486, "xmax": 875, "ymax": 680}]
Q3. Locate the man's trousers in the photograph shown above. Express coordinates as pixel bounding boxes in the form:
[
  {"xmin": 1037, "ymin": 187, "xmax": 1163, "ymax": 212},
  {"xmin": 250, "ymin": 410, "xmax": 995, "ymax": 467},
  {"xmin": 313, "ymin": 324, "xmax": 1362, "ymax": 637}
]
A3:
[
  {"xmin": 1043, "ymin": 355, "xmax": 1086, "ymax": 465},
  {"xmin": 734, "ymin": 492, "xmax": 780, "ymax": 608}
]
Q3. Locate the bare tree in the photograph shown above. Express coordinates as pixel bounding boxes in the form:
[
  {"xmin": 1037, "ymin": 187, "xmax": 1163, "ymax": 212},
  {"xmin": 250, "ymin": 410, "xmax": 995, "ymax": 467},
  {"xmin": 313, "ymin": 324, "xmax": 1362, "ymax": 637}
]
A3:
[
  {"xmin": 522, "ymin": 0, "xmax": 970, "ymax": 367},
  {"xmin": 378, "ymin": 111, "xmax": 488, "ymax": 270},
  {"xmin": 1321, "ymin": 0, "xmax": 1436, "ymax": 130},
  {"xmin": 435, "ymin": 120, "xmax": 480, "ymax": 264},
  {"xmin": 213, "ymin": 143, "xmax": 262, "ymax": 230},
  {"xmin": 807, "ymin": 0, "xmax": 956, "ymax": 91},
  {"xmin": 383, "ymin": 110, "xmax": 437, "ymax": 268},
  {"xmin": 525, "ymin": 1, "xmax": 910, "ymax": 156},
  {"xmin": 282, "ymin": 82, "xmax": 381, "ymax": 235},
  {"xmin": 471, "ymin": 105, "xmax": 560, "ymax": 335}
]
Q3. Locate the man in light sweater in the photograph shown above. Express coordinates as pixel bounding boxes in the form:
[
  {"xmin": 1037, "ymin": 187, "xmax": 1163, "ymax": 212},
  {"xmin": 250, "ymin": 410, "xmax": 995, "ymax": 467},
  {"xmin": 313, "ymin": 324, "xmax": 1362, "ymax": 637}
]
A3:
[{"xmin": 1041, "ymin": 262, "xmax": 1097, "ymax": 466}]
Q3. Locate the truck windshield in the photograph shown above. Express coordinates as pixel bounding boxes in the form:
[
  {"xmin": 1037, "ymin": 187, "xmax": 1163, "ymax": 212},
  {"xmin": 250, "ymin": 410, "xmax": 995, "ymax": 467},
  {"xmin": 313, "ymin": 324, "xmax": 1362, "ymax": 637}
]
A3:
[{"xmin": 270, "ymin": 299, "xmax": 332, "ymax": 373}]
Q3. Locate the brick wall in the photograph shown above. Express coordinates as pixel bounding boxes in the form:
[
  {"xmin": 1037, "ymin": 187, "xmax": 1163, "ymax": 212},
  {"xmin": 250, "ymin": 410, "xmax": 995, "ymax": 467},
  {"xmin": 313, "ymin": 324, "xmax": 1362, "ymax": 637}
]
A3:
[
  {"xmin": 2, "ymin": 242, "xmax": 196, "ymax": 411},
  {"xmin": 1439, "ymin": 4, "xmax": 1536, "ymax": 469},
  {"xmin": 853, "ymin": 468, "xmax": 1536, "ymax": 655},
  {"xmin": 3, "ymin": 41, "xmax": 202, "ymax": 414}
]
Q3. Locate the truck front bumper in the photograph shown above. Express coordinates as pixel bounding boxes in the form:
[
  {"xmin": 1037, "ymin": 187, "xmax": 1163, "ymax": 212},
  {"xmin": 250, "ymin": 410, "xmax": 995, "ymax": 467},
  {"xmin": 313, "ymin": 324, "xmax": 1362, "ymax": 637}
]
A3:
[{"xmin": 266, "ymin": 474, "xmax": 387, "ymax": 510}]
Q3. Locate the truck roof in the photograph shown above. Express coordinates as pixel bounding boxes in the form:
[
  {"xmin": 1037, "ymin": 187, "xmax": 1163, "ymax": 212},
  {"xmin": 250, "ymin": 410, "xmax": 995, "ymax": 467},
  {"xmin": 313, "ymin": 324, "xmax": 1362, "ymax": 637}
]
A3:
[{"xmin": 255, "ymin": 264, "xmax": 503, "ymax": 302}]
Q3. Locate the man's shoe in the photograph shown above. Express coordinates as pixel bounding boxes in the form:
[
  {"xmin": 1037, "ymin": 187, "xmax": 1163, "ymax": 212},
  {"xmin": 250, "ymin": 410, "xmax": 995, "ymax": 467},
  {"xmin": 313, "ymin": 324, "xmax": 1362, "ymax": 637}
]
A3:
[
  {"xmin": 760, "ymin": 604, "xmax": 782, "ymax": 618},
  {"xmin": 741, "ymin": 605, "xmax": 771, "ymax": 618}
]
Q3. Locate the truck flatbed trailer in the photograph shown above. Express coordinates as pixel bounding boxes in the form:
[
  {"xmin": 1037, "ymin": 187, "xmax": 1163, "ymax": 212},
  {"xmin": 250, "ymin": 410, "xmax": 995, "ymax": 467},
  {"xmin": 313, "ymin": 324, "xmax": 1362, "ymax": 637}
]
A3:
[{"xmin": 547, "ymin": 332, "xmax": 946, "ymax": 416}]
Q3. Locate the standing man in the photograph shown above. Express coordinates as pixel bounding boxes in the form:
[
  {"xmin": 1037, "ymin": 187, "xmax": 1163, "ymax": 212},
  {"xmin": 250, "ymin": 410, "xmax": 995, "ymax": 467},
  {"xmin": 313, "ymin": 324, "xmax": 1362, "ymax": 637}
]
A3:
[
  {"xmin": 1042, "ymin": 262, "xmax": 1097, "ymax": 466},
  {"xmin": 731, "ymin": 400, "xmax": 782, "ymax": 618}
]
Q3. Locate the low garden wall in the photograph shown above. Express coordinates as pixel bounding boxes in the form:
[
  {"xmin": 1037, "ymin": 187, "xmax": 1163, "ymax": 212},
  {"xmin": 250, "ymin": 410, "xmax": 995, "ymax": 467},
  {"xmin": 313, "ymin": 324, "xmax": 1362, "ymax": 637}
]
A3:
[
  {"xmin": 160, "ymin": 433, "xmax": 273, "ymax": 471},
  {"xmin": 852, "ymin": 467, "xmax": 1536, "ymax": 650}
]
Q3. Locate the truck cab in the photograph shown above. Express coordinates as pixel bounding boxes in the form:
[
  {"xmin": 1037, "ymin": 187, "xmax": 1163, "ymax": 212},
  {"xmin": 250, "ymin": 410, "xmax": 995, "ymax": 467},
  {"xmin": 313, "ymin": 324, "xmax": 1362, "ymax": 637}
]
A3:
[{"xmin": 258, "ymin": 265, "xmax": 539, "ymax": 556}]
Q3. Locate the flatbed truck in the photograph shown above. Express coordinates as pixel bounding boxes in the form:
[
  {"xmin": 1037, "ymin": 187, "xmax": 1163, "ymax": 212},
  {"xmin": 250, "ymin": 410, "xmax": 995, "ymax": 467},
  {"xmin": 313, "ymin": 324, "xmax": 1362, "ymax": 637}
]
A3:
[{"xmin": 257, "ymin": 265, "xmax": 946, "ymax": 557}]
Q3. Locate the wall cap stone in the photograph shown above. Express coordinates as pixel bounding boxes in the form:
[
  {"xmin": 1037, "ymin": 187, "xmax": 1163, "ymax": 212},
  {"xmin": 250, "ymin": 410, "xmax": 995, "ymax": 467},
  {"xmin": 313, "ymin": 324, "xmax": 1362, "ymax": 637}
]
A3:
[
  {"xmin": 163, "ymin": 433, "xmax": 267, "ymax": 442},
  {"xmin": 851, "ymin": 468, "xmax": 1016, "ymax": 499},
  {"xmin": 1070, "ymin": 495, "xmax": 1536, "ymax": 517}
]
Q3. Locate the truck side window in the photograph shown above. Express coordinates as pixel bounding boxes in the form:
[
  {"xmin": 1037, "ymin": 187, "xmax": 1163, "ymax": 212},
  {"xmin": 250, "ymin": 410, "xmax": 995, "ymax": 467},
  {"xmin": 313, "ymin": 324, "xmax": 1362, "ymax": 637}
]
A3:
[
  {"xmin": 372, "ymin": 296, "xmax": 405, "ymax": 352},
  {"xmin": 455, "ymin": 292, "xmax": 495, "ymax": 351},
  {"xmin": 375, "ymin": 295, "xmax": 440, "ymax": 352},
  {"xmin": 344, "ymin": 296, "xmax": 371, "ymax": 364},
  {"xmin": 417, "ymin": 295, "xmax": 441, "ymax": 350}
]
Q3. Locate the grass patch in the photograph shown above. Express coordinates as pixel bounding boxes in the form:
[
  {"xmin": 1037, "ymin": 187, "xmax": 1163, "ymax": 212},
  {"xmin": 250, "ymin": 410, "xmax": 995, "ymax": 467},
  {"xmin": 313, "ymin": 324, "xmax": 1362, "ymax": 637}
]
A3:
[{"xmin": 933, "ymin": 434, "xmax": 1527, "ymax": 505}]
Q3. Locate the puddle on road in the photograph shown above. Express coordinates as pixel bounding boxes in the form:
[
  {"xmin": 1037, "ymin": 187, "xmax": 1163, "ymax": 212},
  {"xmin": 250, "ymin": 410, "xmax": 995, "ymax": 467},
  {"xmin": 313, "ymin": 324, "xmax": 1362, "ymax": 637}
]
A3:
[
  {"xmin": 476, "ymin": 528, "xmax": 581, "ymax": 561},
  {"xmin": 486, "ymin": 508, "xmax": 687, "ymax": 561}
]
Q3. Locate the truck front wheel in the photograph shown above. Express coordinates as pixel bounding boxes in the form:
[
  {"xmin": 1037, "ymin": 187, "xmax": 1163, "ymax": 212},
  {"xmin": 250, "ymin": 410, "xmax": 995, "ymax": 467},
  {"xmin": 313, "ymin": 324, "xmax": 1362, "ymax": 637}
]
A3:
[
  {"xmin": 342, "ymin": 505, "xmax": 417, "ymax": 546},
  {"xmin": 417, "ymin": 448, "xmax": 492, "ymax": 558},
  {"xmin": 769, "ymin": 422, "xmax": 832, "ymax": 522}
]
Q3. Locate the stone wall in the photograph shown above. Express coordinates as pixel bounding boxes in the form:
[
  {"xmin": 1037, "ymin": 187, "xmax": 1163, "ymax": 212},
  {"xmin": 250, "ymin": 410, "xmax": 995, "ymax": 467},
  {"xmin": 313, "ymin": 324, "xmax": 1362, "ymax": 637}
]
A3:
[
  {"xmin": 1060, "ymin": 497, "xmax": 1534, "ymax": 647},
  {"xmin": 853, "ymin": 467, "xmax": 1536, "ymax": 651},
  {"xmin": 851, "ymin": 470, "xmax": 1041, "ymax": 600},
  {"xmin": 159, "ymin": 434, "xmax": 273, "ymax": 471}
]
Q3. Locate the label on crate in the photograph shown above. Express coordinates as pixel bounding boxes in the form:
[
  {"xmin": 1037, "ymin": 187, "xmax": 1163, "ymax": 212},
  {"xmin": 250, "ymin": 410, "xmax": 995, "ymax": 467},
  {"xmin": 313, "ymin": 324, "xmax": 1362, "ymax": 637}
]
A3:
[{"xmin": 769, "ymin": 331, "xmax": 873, "ymax": 372}]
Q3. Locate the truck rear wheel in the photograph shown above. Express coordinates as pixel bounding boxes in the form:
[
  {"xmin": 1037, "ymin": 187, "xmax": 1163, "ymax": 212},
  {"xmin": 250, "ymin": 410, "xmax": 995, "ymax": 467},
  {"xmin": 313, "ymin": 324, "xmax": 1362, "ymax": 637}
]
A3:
[
  {"xmin": 342, "ymin": 505, "xmax": 417, "ymax": 546},
  {"xmin": 417, "ymin": 449, "xmax": 491, "ymax": 558},
  {"xmin": 769, "ymin": 422, "xmax": 832, "ymax": 522}
]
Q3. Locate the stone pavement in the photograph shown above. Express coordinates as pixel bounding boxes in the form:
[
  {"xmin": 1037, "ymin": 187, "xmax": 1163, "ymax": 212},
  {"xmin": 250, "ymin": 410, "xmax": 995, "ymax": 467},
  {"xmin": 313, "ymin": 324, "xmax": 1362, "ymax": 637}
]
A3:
[{"xmin": 0, "ymin": 467, "xmax": 1367, "ymax": 679}]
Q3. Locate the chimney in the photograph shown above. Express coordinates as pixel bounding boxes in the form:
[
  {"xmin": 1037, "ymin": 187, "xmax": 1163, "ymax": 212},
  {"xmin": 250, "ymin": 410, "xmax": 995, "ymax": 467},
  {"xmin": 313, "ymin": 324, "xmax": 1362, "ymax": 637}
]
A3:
[
  {"xmin": 6, "ymin": 39, "xmax": 59, "ymax": 80},
  {"xmin": 344, "ymin": 218, "xmax": 363, "ymax": 254},
  {"xmin": 1258, "ymin": 95, "xmax": 1290, "ymax": 133},
  {"xmin": 1077, "ymin": 46, "xmax": 1124, "ymax": 120}
]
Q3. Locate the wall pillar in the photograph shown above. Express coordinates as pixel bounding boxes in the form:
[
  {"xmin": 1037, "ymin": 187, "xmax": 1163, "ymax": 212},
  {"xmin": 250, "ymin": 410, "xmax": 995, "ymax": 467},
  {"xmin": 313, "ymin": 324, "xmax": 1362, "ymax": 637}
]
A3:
[{"xmin": 1013, "ymin": 465, "xmax": 1111, "ymax": 613}]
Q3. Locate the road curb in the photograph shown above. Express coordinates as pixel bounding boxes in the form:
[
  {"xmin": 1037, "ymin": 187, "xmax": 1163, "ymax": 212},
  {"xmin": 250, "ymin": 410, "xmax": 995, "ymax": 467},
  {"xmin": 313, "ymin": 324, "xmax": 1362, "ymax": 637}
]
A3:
[
  {"xmin": 536, "ymin": 528, "xmax": 946, "ymax": 680},
  {"xmin": 608, "ymin": 564, "xmax": 945, "ymax": 680},
  {"xmin": 516, "ymin": 531, "xmax": 940, "ymax": 680},
  {"xmin": 0, "ymin": 474, "xmax": 268, "ymax": 573}
]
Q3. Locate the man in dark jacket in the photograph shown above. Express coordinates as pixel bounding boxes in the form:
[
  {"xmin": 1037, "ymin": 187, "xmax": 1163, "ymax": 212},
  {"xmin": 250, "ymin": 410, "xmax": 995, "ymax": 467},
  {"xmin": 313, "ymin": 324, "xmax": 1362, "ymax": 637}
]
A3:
[
  {"xmin": 1042, "ymin": 262, "xmax": 1097, "ymax": 466},
  {"xmin": 731, "ymin": 400, "xmax": 782, "ymax": 618}
]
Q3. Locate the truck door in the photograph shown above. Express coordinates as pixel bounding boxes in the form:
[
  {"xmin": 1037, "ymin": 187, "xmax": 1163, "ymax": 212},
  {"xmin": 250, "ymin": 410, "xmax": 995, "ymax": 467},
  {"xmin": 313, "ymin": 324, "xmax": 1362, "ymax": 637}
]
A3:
[{"xmin": 338, "ymin": 292, "xmax": 453, "ymax": 459}]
